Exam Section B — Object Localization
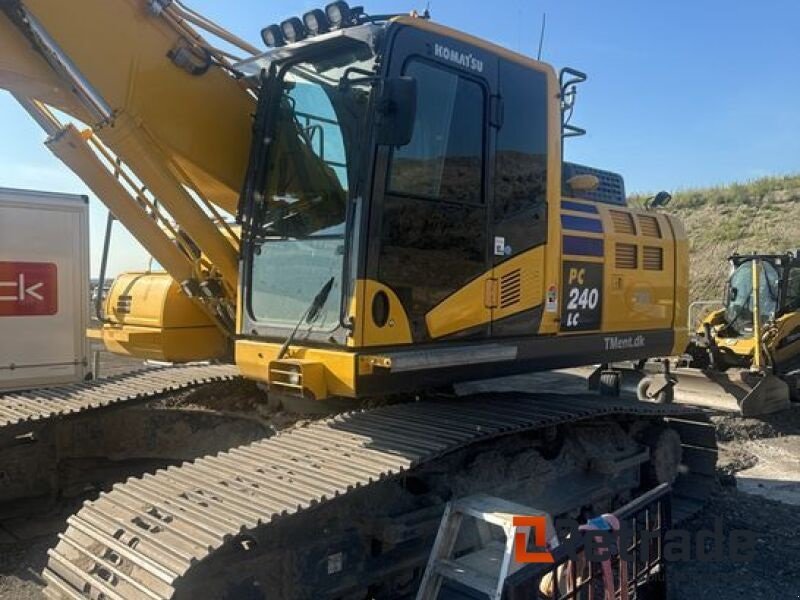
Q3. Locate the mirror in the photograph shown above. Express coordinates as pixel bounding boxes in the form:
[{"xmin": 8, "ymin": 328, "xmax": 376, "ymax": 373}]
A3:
[{"xmin": 376, "ymin": 76, "xmax": 417, "ymax": 147}]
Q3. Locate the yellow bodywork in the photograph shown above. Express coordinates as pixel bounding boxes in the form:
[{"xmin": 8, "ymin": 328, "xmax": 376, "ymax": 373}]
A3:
[
  {"xmin": 0, "ymin": 5, "xmax": 691, "ymax": 402},
  {"xmin": 98, "ymin": 272, "xmax": 227, "ymax": 362},
  {"xmin": 592, "ymin": 205, "xmax": 688, "ymax": 354},
  {"xmin": 701, "ymin": 306, "xmax": 800, "ymax": 366},
  {"xmin": 770, "ymin": 311, "xmax": 800, "ymax": 366},
  {"xmin": 236, "ymin": 340, "xmax": 357, "ymax": 399},
  {"xmin": 425, "ymin": 247, "xmax": 546, "ymax": 339},
  {"xmin": 696, "ymin": 308, "xmax": 756, "ymax": 361},
  {"xmin": 349, "ymin": 279, "xmax": 414, "ymax": 348}
]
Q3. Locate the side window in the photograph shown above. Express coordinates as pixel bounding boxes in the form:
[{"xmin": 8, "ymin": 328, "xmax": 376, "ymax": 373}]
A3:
[
  {"xmin": 786, "ymin": 267, "xmax": 800, "ymax": 311},
  {"xmin": 388, "ymin": 60, "xmax": 484, "ymax": 203},
  {"xmin": 494, "ymin": 60, "xmax": 548, "ymax": 223}
]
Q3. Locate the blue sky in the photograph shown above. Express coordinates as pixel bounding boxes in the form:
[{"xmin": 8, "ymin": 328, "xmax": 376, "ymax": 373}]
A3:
[{"xmin": 2, "ymin": 0, "xmax": 800, "ymax": 275}]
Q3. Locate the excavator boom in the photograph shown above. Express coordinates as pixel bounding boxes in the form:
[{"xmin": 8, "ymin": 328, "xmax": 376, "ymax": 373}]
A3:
[{"xmin": 0, "ymin": 0, "xmax": 260, "ymax": 351}]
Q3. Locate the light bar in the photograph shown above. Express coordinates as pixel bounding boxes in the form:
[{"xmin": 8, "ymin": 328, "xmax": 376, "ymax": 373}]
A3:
[
  {"xmin": 261, "ymin": 24, "xmax": 284, "ymax": 47},
  {"xmin": 325, "ymin": 1, "xmax": 351, "ymax": 29},
  {"xmin": 281, "ymin": 17, "xmax": 307, "ymax": 43},
  {"xmin": 303, "ymin": 8, "xmax": 330, "ymax": 35}
]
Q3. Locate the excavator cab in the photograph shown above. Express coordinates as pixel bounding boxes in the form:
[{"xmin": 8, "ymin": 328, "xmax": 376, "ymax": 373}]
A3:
[
  {"xmin": 234, "ymin": 14, "xmax": 689, "ymax": 407},
  {"xmin": 235, "ymin": 17, "xmax": 561, "ymax": 403}
]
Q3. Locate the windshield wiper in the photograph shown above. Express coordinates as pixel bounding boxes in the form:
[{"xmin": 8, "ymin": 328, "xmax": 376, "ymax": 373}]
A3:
[{"xmin": 276, "ymin": 276, "xmax": 335, "ymax": 359}]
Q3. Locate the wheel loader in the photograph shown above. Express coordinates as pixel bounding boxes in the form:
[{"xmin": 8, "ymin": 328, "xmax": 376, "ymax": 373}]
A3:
[
  {"xmin": 662, "ymin": 252, "xmax": 800, "ymax": 416},
  {"xmin": 0, "ymin": 2, "xmax": 718, "ymax": 598}
]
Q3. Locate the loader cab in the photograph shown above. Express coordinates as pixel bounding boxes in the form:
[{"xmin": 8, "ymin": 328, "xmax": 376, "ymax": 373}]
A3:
[
  {"xmin": 724, "ymin": 254, "xmax": 798, "ymax": 336},
  {"xmin": 238, "ymin": 16, "xmax": 558, "ymax": 349}
]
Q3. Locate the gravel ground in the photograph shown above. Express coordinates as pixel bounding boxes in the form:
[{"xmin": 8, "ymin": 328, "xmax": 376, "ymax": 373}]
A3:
[
  {"xmin": 2, "ymin": 368, "xmax": 799, "ymax": 599},
  {"xmin": 670, "ymin": 487, "xmax": 800, "ymax": 599},
  {"xmin": 669, "ymin": 407, "xmax": 800, "ymax": 598}
]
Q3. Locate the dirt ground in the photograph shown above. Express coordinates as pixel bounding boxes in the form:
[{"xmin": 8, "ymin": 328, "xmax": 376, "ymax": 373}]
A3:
[
  {"xmin": 669, "ymin": 409, "xmax": 800, "ymax": 599},
  {"xmin": 1, "ymin": 368, "xmax": 799, "ymax": 599}
]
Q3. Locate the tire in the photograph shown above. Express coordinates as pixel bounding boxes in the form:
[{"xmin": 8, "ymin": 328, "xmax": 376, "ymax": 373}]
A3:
[
  {"xmin": 637, "ymin": 378, "xmax": 674, "ymax": 404},
  {"xmin": 598, "ymin": 371, "xmax": 621, "ymax": 397}
]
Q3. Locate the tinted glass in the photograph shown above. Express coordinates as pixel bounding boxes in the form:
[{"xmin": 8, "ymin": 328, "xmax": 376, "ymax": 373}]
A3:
[
  {"xmin": 378, "ymin": 200, "xmax": 487, "ymax": 339},
  {"xmin": 494, "ymin": 61, "xmax": 548, "ymax": 222},
  {"xmin": 377, "ymin": 60, "xmax": 487, "ymax": 340},
  {"xmin": 785, "ymin": 267, "xmax": 800, "ymax": 311},
  {"xmin": 388, "ymin": 60, "xmax": 484, "ymax": 203}
]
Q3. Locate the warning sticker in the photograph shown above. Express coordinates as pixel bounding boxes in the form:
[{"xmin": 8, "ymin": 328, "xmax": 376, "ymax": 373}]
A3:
[
  {"xmin": 561, "ymin": 261, "xmax": 602, "ymax": 331},
  {"xmin": 545, "ymin": 284, "xmax": 558, "ymax": 313},
  {"xmin": 0, "ymin": 262, "xmax": 58, "ymax": 317}
]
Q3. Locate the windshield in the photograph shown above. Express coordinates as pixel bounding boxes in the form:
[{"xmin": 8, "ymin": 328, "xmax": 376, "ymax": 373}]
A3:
[
  {"xmin": 725, "ymin": 259, "xmax": 781, "ymax": 334},
  {"xmin": 249, "ymin": 49, "xmax": 375, "ymax": 334}
]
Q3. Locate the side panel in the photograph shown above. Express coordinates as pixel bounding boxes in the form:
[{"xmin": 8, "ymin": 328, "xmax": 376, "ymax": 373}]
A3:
[
  {"xmin": 600, "ymin": 207, "xmax": 678, "ymax": 334},
  {"xmin": 558, "ymin": 200, "xmax": 680, "ymax": 338},
  {"xmin": 0, "ymin": 189, "xmax": 89, "ymax": 390},
  {"xmin": 773, "ymin": 312, "xmax": 800, "ymax": 373}
]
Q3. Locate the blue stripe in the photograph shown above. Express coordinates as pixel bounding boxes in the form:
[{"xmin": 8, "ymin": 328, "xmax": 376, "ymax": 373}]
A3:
[
  {"xmin": 561, "ymin": 200, "xmax": 598, "ymax": 214},
  {"xmin": 561, "ymin": 214, "xmax": 604, "ymax": 234},
  {"xmin": 563, "ymin": 235, "xmax": 604, "ymax": 257}
]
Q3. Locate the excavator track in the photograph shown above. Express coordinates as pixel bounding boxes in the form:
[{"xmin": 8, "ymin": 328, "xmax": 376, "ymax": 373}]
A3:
[
  {"xmin": 0, "ymin": 364, "xmax": 240, "ymax": 437},
  {"xmin": 0, "ymin": 364, "xmax": 249, "ymax": 506},
  {"xmin": 43, "ymin": 393, "xmax": 718, "ymax": 600}
]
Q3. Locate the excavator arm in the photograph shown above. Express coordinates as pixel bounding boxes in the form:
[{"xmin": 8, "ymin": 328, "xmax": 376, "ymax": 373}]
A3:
[{"xmin": 0, "ymin": 0, "xmax": 260, "ymax": 355}]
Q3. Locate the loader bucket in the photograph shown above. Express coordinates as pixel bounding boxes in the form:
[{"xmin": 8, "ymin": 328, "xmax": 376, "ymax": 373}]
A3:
[{"xmin": 670, "ymin": 367, "xmax": 790, "ymax": 416}]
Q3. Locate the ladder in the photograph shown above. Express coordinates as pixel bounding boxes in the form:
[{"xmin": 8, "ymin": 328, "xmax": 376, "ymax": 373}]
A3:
[{"xmin": 416, "ymin": 494, "xmax": 556, "ymax": 600}]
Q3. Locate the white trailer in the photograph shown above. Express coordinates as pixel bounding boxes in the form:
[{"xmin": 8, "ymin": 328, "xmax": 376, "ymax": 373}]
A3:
[{"xmin": 0, "ymin": 187, "xmax": 89, "ymax": 390}]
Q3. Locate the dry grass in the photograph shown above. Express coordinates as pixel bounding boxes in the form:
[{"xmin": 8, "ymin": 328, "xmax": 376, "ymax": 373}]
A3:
[{"xmin": 631, "ymin": 174, "xmax": 800, "ymax": 302}]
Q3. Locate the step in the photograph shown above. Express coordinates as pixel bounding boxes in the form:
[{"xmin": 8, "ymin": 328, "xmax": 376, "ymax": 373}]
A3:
[
  {"xmin": 453, "ymin": 493, "xmax": 549, "ymax": 528},
  {"xmin": 436, "ymin": 558, "xmax": 498, "ymax": 596}
]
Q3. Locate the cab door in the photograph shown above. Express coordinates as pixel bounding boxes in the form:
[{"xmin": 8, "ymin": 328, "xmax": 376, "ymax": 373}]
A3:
[
  {"xmin": 366, "ymin": 26, "xmax": 496, "ymax": 342},
  {"xmin": 488, "ymin": 58, "xmax": 550, "ymax": 337}
]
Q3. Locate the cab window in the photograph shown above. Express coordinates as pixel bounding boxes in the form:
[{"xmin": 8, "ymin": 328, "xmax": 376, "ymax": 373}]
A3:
[
  {"xmin": 387, "ymin": 59, "xmax": 484, "ymax": 204},
  {"xmin": 493, "ymin": 60, "xmax": 548, "ymax": 222},
  {"xmin": 785, "ymin": 267, "xmax": 800, "ymax": 311}
]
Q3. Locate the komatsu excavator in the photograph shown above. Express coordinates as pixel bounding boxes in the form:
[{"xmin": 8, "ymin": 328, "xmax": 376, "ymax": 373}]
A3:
[{"xmin": 0, "ymin": 2, "xmax": 717, "ymax": 598}]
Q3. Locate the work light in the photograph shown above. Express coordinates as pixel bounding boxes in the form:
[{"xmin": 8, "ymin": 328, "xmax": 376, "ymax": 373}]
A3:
[
  {"xmin": 281, "ymin": 17, "xmax": 307, "ymax": 43},
  {"xmin": 325, "ymin": 2, "xmax": 351, "ymax": 29},
  {"xmin": 261, "ymin": 24, "xmax": 284, "ymax": 47},
  {"xmin": 303, "ymin": 9, "xmax": 330, "ymax": 35}
]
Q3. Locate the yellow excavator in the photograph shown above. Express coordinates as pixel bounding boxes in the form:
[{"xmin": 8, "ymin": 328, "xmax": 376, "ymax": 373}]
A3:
[
  {"xmin": 667, "ymin": 252, "xmax": 800, "ymax": 416},
  {"xmin": 0, "ymin": 2, "xmax": 718, "ymax": 598}
]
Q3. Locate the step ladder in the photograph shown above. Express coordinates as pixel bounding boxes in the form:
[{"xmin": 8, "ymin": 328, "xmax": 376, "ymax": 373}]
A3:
[{"xmin": 416, "ymin": 494, "xmax": 556, "ymax": 600}]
